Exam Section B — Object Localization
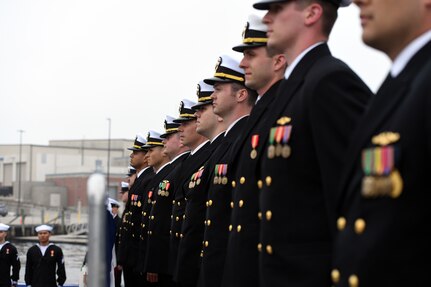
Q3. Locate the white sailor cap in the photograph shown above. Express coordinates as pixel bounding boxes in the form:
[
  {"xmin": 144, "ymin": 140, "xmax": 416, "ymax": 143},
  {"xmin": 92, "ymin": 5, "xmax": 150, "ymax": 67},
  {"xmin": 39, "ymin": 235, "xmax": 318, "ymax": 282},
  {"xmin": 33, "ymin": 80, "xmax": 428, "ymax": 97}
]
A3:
[
  {"xmin": 173, "ymin": 99, "xmax": 198, "ymax": 122},
  {"xmin": 253, "ymin": 0, "xmax": 351, "ymax": 10},
  {"xmin": 120, "ymin": 181, "xmax": 129, "ymax": 192},
  {"xmin": 161, "ymin": 115, "xmax": 181, "ymax": 138},
  {"xmin": 233, "ymin": 14, "xmax": 268, "ymax": 52},
  {"xmin": 142, "ymin": 130, "xmax": 164, "ymax": 148},
  {"xmin": 127, "ymin": 133, "xmax": 148, "ymax": 151},
  {"xmin": 191, "ymin": 80, "xmax": 215, "ymax": 110},
  {"xmin": 127, "ymin": 166, "xmax": 136, "ymax": 176},
  {"xmin": 108, "ymin": 198, "xmax": 121, "ymax": 208},
  {"xmin": 204, "ymin": 55, "xmax": 245, "ymax": 85},
  {"xmin": 0, "ymin": 223, "xmax": 10, "ymax": 231},
  {"xmin": 35, "ymin": 224, "xmax": 53, "ymax": 233}
]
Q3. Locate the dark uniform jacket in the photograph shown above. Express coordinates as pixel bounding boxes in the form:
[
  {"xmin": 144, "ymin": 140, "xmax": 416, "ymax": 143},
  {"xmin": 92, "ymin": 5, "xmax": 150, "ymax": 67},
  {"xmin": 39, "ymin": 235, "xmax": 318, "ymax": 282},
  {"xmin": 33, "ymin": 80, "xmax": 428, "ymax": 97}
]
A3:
[
  {"xmin": 168, "ymin": 141, "xmax": 211, "ymax": 281},
  {"xmin": 113, "ymin": 213, "xmax": 121, "ymax": 260},
  {"xmin": 198, "ymin": 116, "xmax": 248, "ymax": 287},
  {"xmin": 221, "ymin": 81, "xmax": 280, "ymax": 287},
  {"xmin": 145, "ymin": 152, "xmax": 189, "ymax": 276},
  {"xmin": 117, "ymin": 167, "xmax": 154, "ymax": 268},
  {"xmin": 257, "ymin": 43, "xmax": 371, "ymax": 287},
  {"xmin": 25, "ymin": 244, "xmax": 66, "ymax": 287},
  {"xmin": 332, "ymin": 40, "xmax": 431, "ymax": 287},
  {"xmin": 174, "ymin": 134, "xmax": 224, "ymax": 286},
  {"xmin": 0, "ymin": 242, "xmax": 20, "ymax": 287},
  {"xmin": 136, "ymin": 162, "xmax": 175, "ymax": 274}
]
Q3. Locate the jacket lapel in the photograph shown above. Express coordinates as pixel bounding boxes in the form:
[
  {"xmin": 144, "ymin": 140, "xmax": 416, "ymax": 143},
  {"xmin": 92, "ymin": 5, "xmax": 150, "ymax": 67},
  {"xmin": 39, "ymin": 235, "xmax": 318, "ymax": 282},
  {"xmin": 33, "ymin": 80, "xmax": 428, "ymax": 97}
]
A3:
[{"xmin": 270, "ymin": 44, "xmax": 332, "ymax": 120}]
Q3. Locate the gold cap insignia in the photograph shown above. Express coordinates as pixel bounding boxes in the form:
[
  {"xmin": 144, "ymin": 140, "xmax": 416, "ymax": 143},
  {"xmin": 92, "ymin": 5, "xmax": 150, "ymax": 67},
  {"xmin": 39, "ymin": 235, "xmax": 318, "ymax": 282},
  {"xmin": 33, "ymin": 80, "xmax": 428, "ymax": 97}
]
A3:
[
  {"xmin": 179, "ymin": 101, "xmax": 184, "ymax": 113},
  {"xmin": 372, "ymin": 132, "xmax": 400, "ymax": 146},
  {"xmin": 242, "ymin": 22, "xmax": 249, "ymax": 40},
  {"xmin": 215, "ymin": 57, "xmax": 222, "ymax": 72},
  {"xmin": 146, "ymin": 132, "xmax": 150, "ymax": 141},
  {"xmin": 196, "ymin": 84, "xmax": 201, "ymax": 97}
]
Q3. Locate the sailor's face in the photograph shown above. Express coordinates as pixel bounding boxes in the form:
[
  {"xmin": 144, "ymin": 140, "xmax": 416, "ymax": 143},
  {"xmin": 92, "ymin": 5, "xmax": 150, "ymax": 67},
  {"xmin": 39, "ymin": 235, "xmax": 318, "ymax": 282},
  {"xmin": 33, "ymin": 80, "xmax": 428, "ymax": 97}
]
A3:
[
  {"xmin": 37, "ymin": 231, "xmax": 51, "ymax": 244},
  {"xmin": 0, "ymin": 231, "xmax": 7, "ymax": 242}
]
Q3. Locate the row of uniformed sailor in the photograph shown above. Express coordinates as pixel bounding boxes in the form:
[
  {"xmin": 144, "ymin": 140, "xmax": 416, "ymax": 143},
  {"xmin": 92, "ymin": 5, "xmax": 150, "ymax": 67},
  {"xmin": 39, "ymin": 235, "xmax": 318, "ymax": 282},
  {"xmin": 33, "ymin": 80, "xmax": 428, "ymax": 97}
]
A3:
[
  {"xmin": 135, "ymin": 131, "xmax": 172, "ymax": 277},
  {"xmin": 118, "ymin": 134, "xmax": 155, "ymax": 286},
  {"xmin": 239, "ymin": 0, "xmax": 371, "ymax": 287},
  {"xmin": 220, "ymin": 13, "xmax": 287, "ymax": 287},
  {"xmin": 144, "ymin": 116, "xmax": 190, "ymax": 285},
  {"xmin": 197, "ymin": 51, "xmax": 258, "ymax": 287},
  {"xmin": 120, "ymin": 0, "xmax": 431, "ymax": 286},
  {"xmin": 174, "ymin": 79, "xmax": 228, "ymax": 286},
  {"xmin": 170, "ymin": 93, "xmax": 221, "ymax": 286}
]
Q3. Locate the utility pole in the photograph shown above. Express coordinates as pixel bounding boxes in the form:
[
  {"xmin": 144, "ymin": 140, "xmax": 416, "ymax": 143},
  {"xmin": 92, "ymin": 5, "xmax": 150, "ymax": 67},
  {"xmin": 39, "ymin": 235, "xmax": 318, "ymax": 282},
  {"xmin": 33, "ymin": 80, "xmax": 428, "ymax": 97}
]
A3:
[
  {"xmin": 107, "ymin": 118, "xmax": 111, "ymax": 192},
  {"xmin": 17, "ymin": 129, "xmax": 24, "ymax": 215}
]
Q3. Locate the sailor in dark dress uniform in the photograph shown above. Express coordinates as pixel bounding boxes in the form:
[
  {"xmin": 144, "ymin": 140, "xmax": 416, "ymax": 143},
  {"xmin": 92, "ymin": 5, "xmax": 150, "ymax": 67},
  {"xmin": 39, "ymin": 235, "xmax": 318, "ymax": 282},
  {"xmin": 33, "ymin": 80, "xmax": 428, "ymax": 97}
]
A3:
[
  {"xmin": 145, "ymin": 116, "xmax": 191, "ymax": 286},
  {"xmin": 168, "ymin": 99, "xmax": 212, "ymax": 286},
  {"xmin": 221, "ymin": 13, "xmax": 287, "ymax": 287},
  {"xmin": 174, "ymin": 80, "xmax": 226, "ymax": 287},
  {"xmin": 117, "ymin": 134, "xmax": 154, "ymax": 286},
  {"xmin": 25, "ymin": 224, "xmax": 66, "ymax": 287},
  {"xmin": 197, "ymin": 51, "xmax": 258, "ymax": 287},
  {"xmin": 0, "ymin": 223, "xmax": 20, "ymax": 287}
]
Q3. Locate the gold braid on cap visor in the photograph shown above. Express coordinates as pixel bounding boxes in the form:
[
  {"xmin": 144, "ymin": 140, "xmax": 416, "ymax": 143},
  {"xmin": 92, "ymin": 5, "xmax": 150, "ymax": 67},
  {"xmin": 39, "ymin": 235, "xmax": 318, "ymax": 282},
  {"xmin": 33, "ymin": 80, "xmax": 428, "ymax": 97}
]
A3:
[
  {"xmin": 213, "ymin": 73, "xmax": 244, "ymax": 82},
  {"xmin": 243, "ymin": 37, "xmax": 268, "ymax": 43},
  {"xmin": 146, "ymin": 141, "xmax": 164, "ymax": 146},
  {"xmin": 165, "ymin": 128, "xmax": 179, "ymax": 132},
  {"xmin": 179, "ymin": 113, "xmax": 196, "ymax": 118},
  {"xmin": 199, "ymin": 96, "xmax": 213, "ymax": 102}
]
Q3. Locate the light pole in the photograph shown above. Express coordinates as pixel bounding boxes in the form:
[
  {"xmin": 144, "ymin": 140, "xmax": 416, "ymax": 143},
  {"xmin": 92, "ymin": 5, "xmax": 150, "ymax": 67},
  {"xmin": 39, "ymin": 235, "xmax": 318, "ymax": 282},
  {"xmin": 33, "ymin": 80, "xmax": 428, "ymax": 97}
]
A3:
[
  {"xmin": 17, "ymin": 129, "xmax": 24, "ymax": 215},
  {"xmin": 107, "ymin": 118, "xmax": 111, "ymax": 191}
]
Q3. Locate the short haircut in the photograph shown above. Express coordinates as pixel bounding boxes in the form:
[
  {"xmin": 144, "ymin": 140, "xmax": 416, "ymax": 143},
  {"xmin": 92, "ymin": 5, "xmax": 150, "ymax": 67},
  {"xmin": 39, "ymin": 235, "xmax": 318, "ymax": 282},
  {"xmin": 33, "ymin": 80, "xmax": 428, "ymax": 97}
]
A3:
[
  {"xmin": 297, "ymin": 0, "xmax": 338, "ymax": 36},
  {"xmin": 231, "ymin": 82, "xmax": 258, "ymax": 106}
]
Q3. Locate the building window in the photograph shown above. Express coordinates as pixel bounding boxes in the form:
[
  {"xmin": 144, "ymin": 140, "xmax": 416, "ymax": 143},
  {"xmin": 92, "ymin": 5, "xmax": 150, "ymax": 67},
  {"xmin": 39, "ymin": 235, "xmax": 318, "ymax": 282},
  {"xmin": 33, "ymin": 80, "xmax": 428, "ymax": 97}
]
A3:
[{"xmin": 95, "ymin": 160, "xmax": 103, "ymax": 172}]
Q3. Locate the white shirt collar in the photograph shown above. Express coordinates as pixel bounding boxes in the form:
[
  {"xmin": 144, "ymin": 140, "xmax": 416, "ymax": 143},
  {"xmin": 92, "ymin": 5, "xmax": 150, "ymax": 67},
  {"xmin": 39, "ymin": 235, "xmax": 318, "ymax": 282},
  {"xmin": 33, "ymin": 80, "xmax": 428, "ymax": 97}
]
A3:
[
  {"xmin": 225, "ymin": 115, "xmax": 249, "ymax": 136},
  {"xmin": 211, "ymin": 131, "xmax": 226, "ymax": 143},
  {"xmin": 255, "ymin": 95, "xmax": 263, "ymax": 104},
  {"xmin": 391, "ymin": 30, "xmax": 431, "ymax": 77},
  {"xmin": 190, "ymin": 140, "xmax": 209, "ymax": 155},
  {"xmin": 156, "ymin": 162, "xmax": 170, "ymax": 174},
  {"xmin": 170, "ymin": 151, "xmax": 190, "ymax": 163},
  {"xmin": 284, "ymin": 42, "xmax": 325, "ymax": 80},
  {"xmin": 137, "ymin": 166, "xmax": 151, "ymax": 178}
]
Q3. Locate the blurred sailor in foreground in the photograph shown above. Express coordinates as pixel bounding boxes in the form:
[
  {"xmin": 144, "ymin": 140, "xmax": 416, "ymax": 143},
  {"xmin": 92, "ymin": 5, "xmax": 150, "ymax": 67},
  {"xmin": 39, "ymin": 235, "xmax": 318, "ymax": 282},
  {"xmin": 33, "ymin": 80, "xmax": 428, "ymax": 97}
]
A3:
[{"xmin": 332, "ymin": 0, "xmax": 431, "ymax": 285}]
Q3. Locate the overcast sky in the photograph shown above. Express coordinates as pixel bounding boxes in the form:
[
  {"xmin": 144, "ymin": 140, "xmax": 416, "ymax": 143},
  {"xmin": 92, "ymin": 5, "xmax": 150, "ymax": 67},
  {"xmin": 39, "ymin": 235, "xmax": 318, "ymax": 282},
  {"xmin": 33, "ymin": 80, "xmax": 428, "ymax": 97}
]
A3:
[{"xmin": 0, "ymin": 0, "xmax": 391, "ymax": 145}]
